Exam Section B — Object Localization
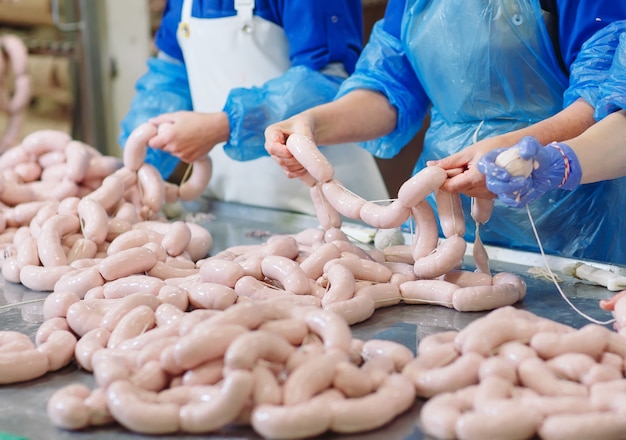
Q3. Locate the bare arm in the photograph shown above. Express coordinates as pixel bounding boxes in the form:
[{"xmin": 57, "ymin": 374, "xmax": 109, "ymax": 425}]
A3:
[
  {"xmin": 569, "ymin": 109, "xmax": 626, "ymax": 184},
  {"xmin": 265, "ymin": 89, "xmax": 397, "ymax": 178},
  {"xmin": 430, "ymin": 98, "xmax": 596, "ymax": 198}
]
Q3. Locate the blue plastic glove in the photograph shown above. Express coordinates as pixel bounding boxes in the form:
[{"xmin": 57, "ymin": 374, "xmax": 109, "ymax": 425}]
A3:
[{"xmin": 477, "ymin": 136, "xmax": 583, "ymax": 208}]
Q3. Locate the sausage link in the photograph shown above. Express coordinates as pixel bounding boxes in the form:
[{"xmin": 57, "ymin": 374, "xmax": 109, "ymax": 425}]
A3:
[
  {"xmin": 178, "ymin": 157, "xmax": 212, "ymax": 201},
  {"xmin": 321, "ymin": 179, "xmax": 365, "ymax": 220},
  {"xmin": 285, "ymin": 133, "xmax": 334, "ymax": 183},
  {"xmin": 435, "ymin": 189, "xmax": 466, "ymax": 238},
  {"xmin": 251, "ymin": 389, "xmax": 340, "ymax": 439},
  {"xmin": 122, "ymin": 122, "xmax": 157, "ymax": 171},
  {"xmin": 106, "ymin": 380, "xmax": 179, "ymax": 434},
  {"xmin": 410, "ymin": 202, "xmax": 440, "ymax": 260},
  {"xmin": 179, "ymin": 370, "xmax": 254, "ymax": 433},
  {"xmin": 397, "ymin": 166, "xmax": 447, "ymax": 208},
  {"xmin": 360, "ymin": 199, "xmax": 412, "ymax": 230},
  {"xmin": 413, "ymin": 235, "xmax": 466, "ymax": 279}
]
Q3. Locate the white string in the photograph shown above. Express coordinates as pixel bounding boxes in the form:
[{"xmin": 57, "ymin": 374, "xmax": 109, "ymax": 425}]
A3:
[
  {"xmin": 525, "ymin": 205, "xmax": 615, "ymax": 326},
  {"xmin": 0, "ymin": 297, "xmax": 46, "ymax": 311}
]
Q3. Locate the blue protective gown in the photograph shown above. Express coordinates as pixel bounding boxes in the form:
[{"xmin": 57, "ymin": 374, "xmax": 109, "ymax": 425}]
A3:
[
  {"xmin": 338, "ymin": 0, "xmax": 626, "ymax": 264},
  {"xmin": 119, "ymin": 0, "xmax": 364, "ymax": 178}
]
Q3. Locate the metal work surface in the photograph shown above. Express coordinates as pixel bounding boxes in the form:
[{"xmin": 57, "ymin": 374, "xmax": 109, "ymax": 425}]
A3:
[{"xmin": 0, "ymin": 199, "xmax": 617, "ymax": 439}]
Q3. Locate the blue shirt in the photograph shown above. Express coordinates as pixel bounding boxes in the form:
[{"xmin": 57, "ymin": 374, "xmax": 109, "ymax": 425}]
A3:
[{"xmin": 155, "ymin": 0, "xmax": 364, "ymax": 74}]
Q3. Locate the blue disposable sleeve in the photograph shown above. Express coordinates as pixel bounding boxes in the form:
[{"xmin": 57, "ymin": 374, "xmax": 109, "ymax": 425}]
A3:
[
  {"xmin": 222, "ymin": 65, "xmax": 342, "ymax": 161},
  {"xmin": 335, "ymin": 20, "xmax": 431, "ymax": 159},
  {"xmin": 563, "ymin": 21, "xmax": 626, "ymax": 111},
  {"xmin": 595, "ymin": 32, "xmax": 626, "ymax": 119},
  {"xmin": 118, "ymin": 56, "xmax": 192, "ymax": 179}
]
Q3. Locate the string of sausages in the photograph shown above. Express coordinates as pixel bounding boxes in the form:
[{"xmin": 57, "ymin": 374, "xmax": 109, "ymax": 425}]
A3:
[{"xmin": 0, "ymin": 128, "xmax": 625, "ymax": 438}]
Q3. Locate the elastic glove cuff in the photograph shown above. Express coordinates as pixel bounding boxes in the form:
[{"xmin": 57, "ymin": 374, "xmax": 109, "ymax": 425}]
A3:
[{"xmin": 549, "ymin": 142, "xmax": 582, "ymax": 191}]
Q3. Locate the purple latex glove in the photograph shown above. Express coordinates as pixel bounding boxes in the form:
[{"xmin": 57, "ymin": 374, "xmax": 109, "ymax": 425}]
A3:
[{"xmin": 477, "ymin": 136, "xmax": 582, "ymax": 207}]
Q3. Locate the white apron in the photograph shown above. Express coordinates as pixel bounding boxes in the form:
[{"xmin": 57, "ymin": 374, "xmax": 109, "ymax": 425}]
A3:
[{"xmin": 177, "ymin": 0, "xmax": 388, "ymax": 215}]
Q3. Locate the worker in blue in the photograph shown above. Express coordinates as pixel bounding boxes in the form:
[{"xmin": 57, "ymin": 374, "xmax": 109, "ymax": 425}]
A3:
[
  {"xmin": 265, "ymin": 0, "xmax": 626, "ymax": 264},
  {"xmin": 118, "ymin": 0, "xmax": 388, "ymax": 215},
  {"xmin": 478, "ymin": 34, "xmax": 626, "ymax": 216}
]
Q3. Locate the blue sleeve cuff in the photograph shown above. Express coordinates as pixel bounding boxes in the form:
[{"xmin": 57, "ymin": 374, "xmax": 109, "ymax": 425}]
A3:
[
  {"xmin": 336, "ymin": 21, "xmax": 430, "ymax": 159},
  {"xmin": 563, "ymin": 21, "xmax": 626, "ymax": 111},
  {"xmin": 222, "ymin": 65, "xmax": 341, "ymax": 161},
  {"xmin": 595, "ymin": 32, "xmax": 626, "ymax": 119}
]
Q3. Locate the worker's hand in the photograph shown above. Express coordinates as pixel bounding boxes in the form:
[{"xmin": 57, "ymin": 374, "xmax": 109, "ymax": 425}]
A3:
[
  {"xmin": 264, "ymin": 114, "xmax": 315, "ymax": 179},
  {"xmin": 148, "ymin": 111, "xmax": 229, "ymax": 163},
  {"xmin": 476, "ymin": 136, "xmax": 583, "ymax": 208},
  {"xmin": 427, "ymin": 140, "xmax": 500, "ymax": 199}
]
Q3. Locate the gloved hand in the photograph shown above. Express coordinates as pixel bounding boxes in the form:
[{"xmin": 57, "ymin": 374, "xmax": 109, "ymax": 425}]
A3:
[{"xmin": 477, "ymin": 136, "xmax": 582, "ymax": 207}]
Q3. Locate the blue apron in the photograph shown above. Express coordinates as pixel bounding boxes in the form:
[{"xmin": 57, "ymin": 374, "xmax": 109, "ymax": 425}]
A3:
[{"xmin": 402, "ymin": 0, "xmax": 626, "ymax": 264}]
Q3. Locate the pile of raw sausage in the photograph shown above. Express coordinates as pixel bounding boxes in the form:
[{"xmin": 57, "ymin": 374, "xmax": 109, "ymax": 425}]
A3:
[
  {"xmin": 46, "ymin": 299, "xmax": 416, "ymax": 438},
  {"xmin": 417, "ymin": 305, "xmax": 626, "ymax": 440},
  {"xmin": 0, "ymin": 127, "xmax": 621, "ymax": 438}
]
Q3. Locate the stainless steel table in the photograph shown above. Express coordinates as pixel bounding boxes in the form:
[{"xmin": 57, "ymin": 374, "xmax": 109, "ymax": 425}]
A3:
[{"xmin": 0, "ymin": 199, "xmax": 617, "ymax": 439}]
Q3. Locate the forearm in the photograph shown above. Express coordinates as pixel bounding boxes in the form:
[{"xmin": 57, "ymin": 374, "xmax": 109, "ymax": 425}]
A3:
[
  {"xmin": 568, "ymin": 109, "xmax": 626, "ymax": 183},
  {"xmin": 495, "ymin": 99, "xmax": 596, "ymax": 147},
  {"xmin": 309, "ymin": 89, "xmax": 397, "ymax": 146}
]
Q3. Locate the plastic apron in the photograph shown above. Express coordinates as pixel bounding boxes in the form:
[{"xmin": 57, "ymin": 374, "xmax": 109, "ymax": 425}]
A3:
[
  {"xmin": 177, "ymin": 0, "xmax": 388, "ymax": 215},
  {"xmin": 401, "ymin": 0, "xmax": 626, "ymax": 264}
]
